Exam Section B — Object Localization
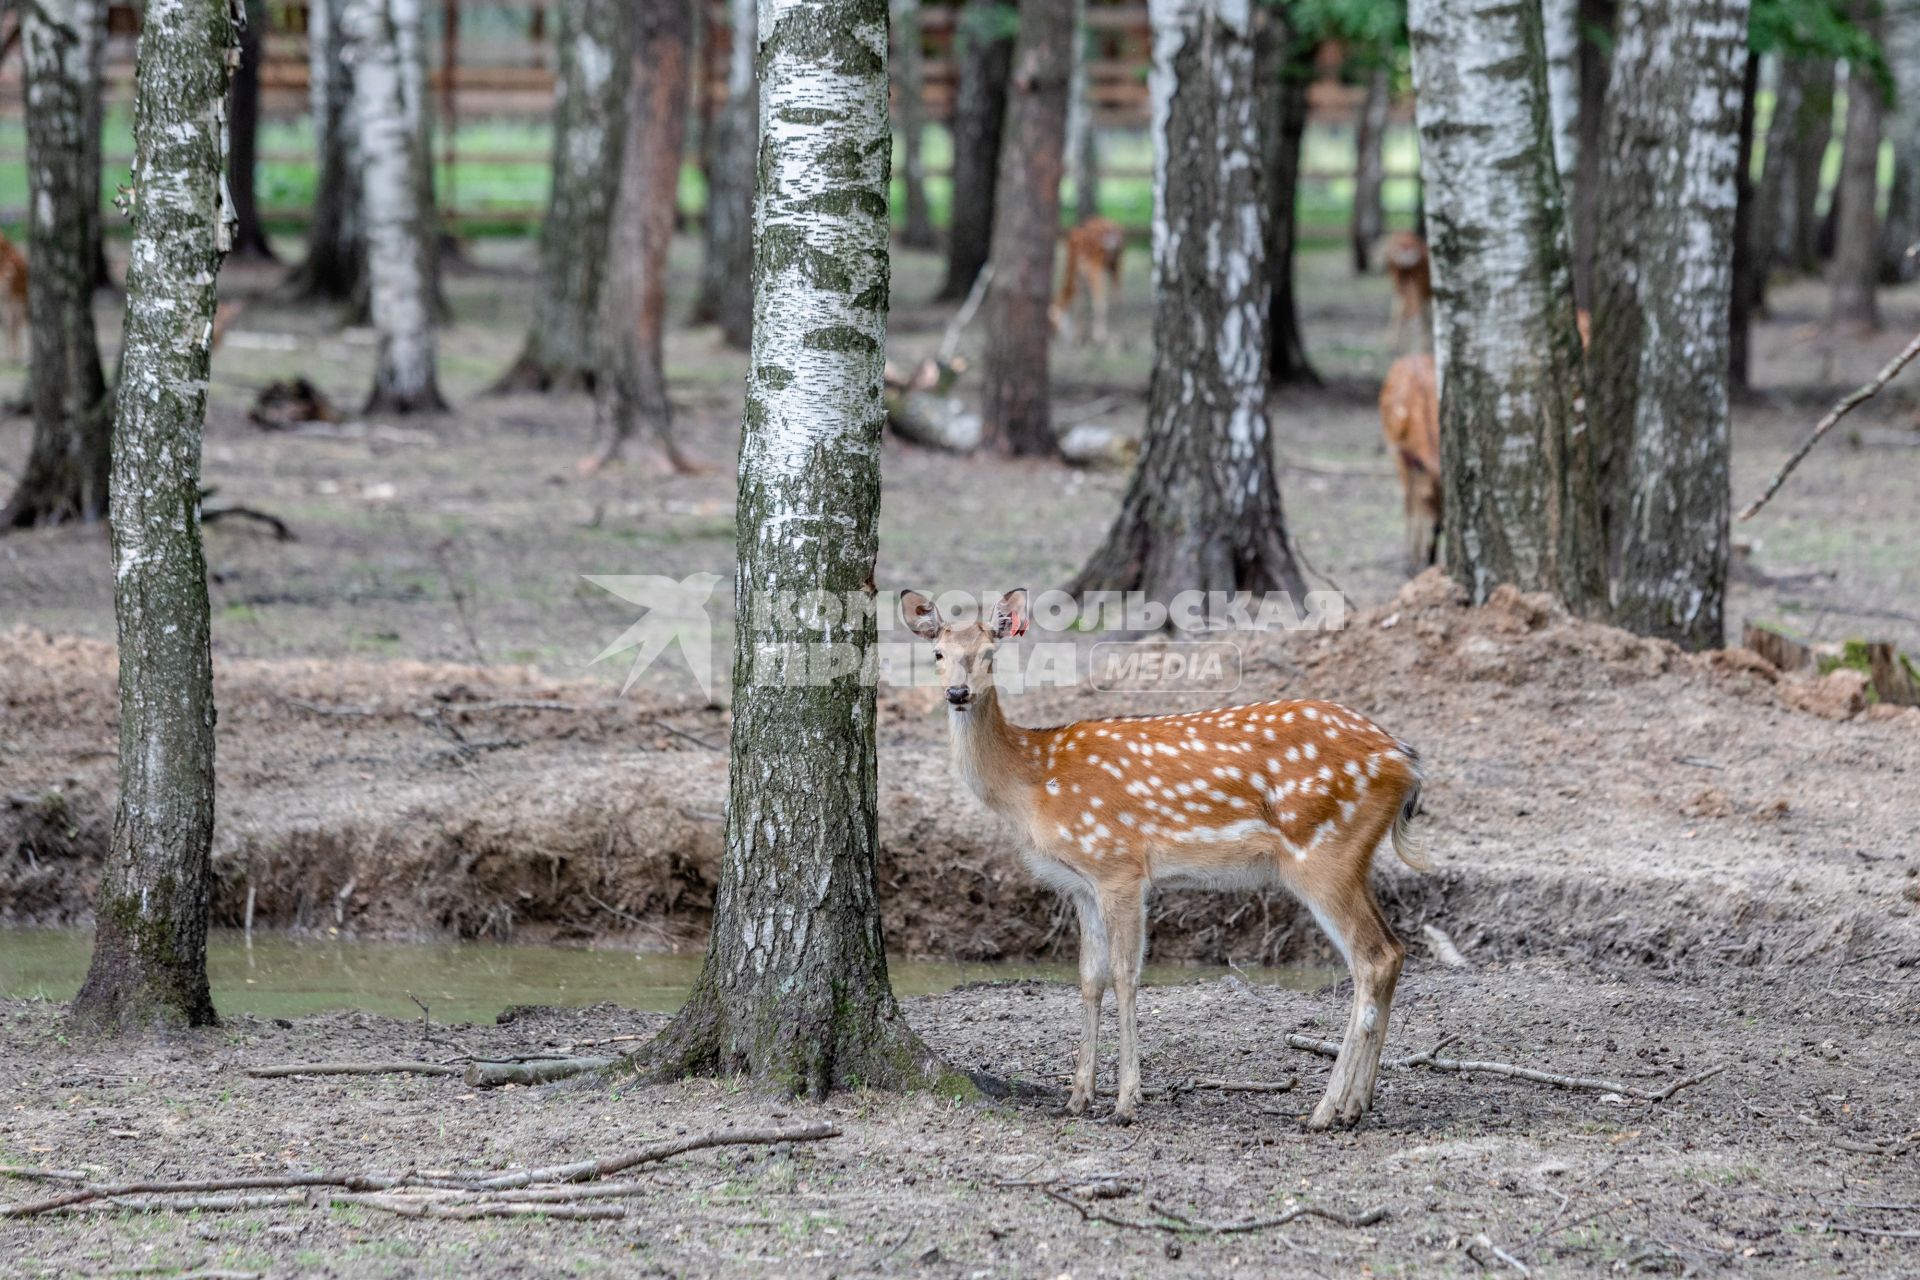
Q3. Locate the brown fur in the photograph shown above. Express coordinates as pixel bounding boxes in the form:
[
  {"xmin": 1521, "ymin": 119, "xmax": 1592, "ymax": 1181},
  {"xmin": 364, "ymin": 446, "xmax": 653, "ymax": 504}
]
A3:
[
  {"xmin": 1380, "ymin": 352, "xmax": 1442, "ymax": 574},
  {"xmin": 0, "ymin": 230, "xmax": 28, "ymax": 361},
  {"xmin": 903, "ymin": 588, "xmax": 1424, "ymax": 1129},
  {"xmin": 1051, "ymin": 217, "xmax": 1126, "ymax": 345},
  {"xmin": 1383, "ymin": 231, "xmax": 1431, "ymax": 353}
]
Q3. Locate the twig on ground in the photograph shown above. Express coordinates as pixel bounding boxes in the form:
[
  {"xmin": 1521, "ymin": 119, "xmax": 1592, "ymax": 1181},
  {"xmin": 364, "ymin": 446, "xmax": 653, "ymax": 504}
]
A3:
[
  {"xmin": 1817, "ymin": 1221, "xmax": 1920, "ymax": 1241},
  {"xmin": 201, "ymin": 504, "xmax": 296, "ymax": 541},
  {"xmin": 1421, "ymin": 924, "xmax": 1469, "ymax": 968},
  {"xmin": 1470, "ymin": 1232, "xmax": 1531, "ymax": 1274},
  {"xmin": 1740, "ymin": 329, "xmax": 1920, "ymax": 521},
  {"xmin": 1033, "ymin": 1184, "xmax": 1386, "ymax": 1236},
  {"xmin": 284, "ymin": 697, "xmax": 378, "ymax": 717},
  {"xmin": 644, "ymin": 718, "xmax": 722, "ymax": 751},
  {"xmin": 1283, "ymin": 1034, "xmax": 1726, "ymax": 1102},
  {"xmin": 1833, "ymin": 1134, "xmax": 1918, "ymax": 1158},
  {"xmin": 463, "ymin": 1057, "xmax": 617, "ymax": 1088},
  {"xmin": 1142, "ymin": 1076, "xmax": 1298, "ymax": 1100},
  {"xmin": 1, "ymin": 1125, "xmax": 839, "ymax": 1218},
  {"xmin": 243, "ymin": 1061, "xmax": 460, "ymax": 1079}
]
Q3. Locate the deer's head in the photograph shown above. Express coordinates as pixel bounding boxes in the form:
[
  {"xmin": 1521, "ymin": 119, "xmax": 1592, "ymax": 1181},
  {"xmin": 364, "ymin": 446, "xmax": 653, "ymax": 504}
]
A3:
[{"xmin": 900, "ymin": 588, "xmax": 1028, "ymax": 711}]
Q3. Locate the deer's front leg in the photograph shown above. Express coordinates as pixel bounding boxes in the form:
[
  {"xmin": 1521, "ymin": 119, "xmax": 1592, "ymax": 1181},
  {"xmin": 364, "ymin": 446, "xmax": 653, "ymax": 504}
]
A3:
[
  {"xmin": 1069, "ymin": 893, "xmax": 1109, "ymax": 1116},
  {"xmin": 1104, "ymin": 887, "xmax": 1147, "ymax": 1123}
]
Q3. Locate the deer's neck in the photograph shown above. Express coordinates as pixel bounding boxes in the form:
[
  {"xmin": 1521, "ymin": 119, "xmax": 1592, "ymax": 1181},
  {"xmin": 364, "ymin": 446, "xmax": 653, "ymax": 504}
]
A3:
[{"xmin": 949, "ymin": 686, "xmax": 1041, "ymax": 819}]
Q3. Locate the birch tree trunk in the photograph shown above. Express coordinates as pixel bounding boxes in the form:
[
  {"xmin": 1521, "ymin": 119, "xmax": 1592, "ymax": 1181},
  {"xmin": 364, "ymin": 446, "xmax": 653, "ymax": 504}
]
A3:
[
  {"xmin": 1829, "ymin": 52, "xmax": 1883, "ymax": 330},
  {"xmin": 1882, "ymin": 13, "xmax": 1920, "ymax": 279},
  {"xmin": 1066, "ymin": 0, "xmax": 1100, "ymax": 224},
  {"xmin": 496, "ymin": 0, "xmax": 630, "ymax": 391},
  {"xmin": 980, "ymin": 0, "xmax": 1072, "ymax": 456},
  {"xmin": 937, "ymin": 0, "xmax": 1014, "ymax": 300},
  {"xmin": 638, "ymin": 0, "xmax": 954, "ymax": 1098},
  {"xmin": 590, "ymin": 0, "xmax": 696, "ymax": 473},
  {"xmin": 228, "ymin": 0, "xmax": 275, "ymax": 260},
  {"xmin": 694, "ymin": 0, "xmax": 757, "ymax": 348},
  {"xmin": 1409, "ymin": 0, "xmax": 1607, "ymax": 612},
  {"xmin": 1070, "ymin": 0, "xmax": 1304, "ymax": 605},
  {"xmin": 1543, "ymin": 0, "xmax": 1581, "ymax": 198},
  {"xmin": 1750, "ymin": 52, "xmax": 1793, "ymax": 304},
  {"xmin": 2, "ymin": 0, "xmax": 110, "ymax": 529},
  {"xmin": 1730, "ymin": 50, "xmax": 1760, "ymax": 388},
  {"xmin": 1590, "ymin": 0, "xmax": 1746, "ymax": 650},
  {"xmin": 894, "ymin": 0, "xmax": 935, "ymax": 247},
  {"xmin": 347, "ymin": 0, "xmax": 445, "ymax": 413},
  {"xmin": 71, "ymin": 0, "xmax": 237, "ymax": 1032},
  {"xmin": 292, "ymin": 0, "xmax": 363, "ymax": 301},
  {"xmin": 1262, "ymin": 14, "xmax": 1318, "ymax": 388},
  {"xmin": 1350, "ymin": 57, "xmax": 1390, "ymax": 274}
]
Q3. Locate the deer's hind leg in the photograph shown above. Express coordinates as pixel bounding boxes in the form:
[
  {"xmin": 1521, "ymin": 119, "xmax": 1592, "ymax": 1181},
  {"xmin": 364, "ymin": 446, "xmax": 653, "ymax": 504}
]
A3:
[{"xmin": 1302, "ymin": 816, "xmax": 1406, "ymax": 1129}]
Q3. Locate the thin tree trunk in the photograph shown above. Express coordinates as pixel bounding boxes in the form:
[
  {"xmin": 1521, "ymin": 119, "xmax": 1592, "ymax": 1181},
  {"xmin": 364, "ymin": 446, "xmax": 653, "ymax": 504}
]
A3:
[
  {"xmin": 1543, "ymin": 0, "xmax": 1580, "ymax": 194},
  {"xmin": 1590, "ymin": 0, "xmax": 1746, "ymax": 650},
  {"xmin": 347, "ymin": 0, "xmax": 446, "ymax": 412},
  {"xmin": 2, "ymin": 0, "xmax": 110, "ymax": 529},
  {"xmin": 637, "ymin": 0, "xmax": 954, "ymax": 1099},
  {"xmin": 937, "ymin": 0, "xmax": 1014, "ymax": 300},
  {"xmin": 71, "ymin": 0, "xmax": 237, "ymax": 1033},
  {"xmin": 1750, "ymin": 52, "xmax": 1793, "ymax": 308},
  {"xmin": 1350, "ymin": 56, "xmax": 1389, "ymax": 273},
  {"xmin": 495, "ymin": 0, "xmax": 630, "ymax": 392},
  {"xmin": 392, "ymin": 0, "xmax": 443, "ymax": 301},
  {"xmin": 1408, "ymin": 0, "xmax": 1607, "ymax": 612},
  {"xmin": 895, "ymin": 0, "xmax": 936, "ymax": 247},
  {"xmin": 693, "ymin": 0, "xmax": 755, "ymax": 347},
  {"xmin": 591, "ymin": 0, "xmax": 695, "ymax": 473},
  {"xmin": 1571, "ymin": 0, "xmax": 1614, "ymax": 306},
  {"xmin": 1070, "ymin": 0, "xmax": 1303, "ymax": 606},
  {"xmin": 291, "ymin": 0, "xmax": 363, "ymax": 301},
  {"xmin": 1262, "ymin": 14, "xmax": 1318, "ymax": 388},
  {"xmin": 1789, "ymin": 58, "xmax": 1835, "ymax": 273},
  {"xmin": 228, "ymin": 0, "xmax": 275, "ymax": 260},
  {"xmin": 1882, "ymin": 10, "xmax": 1920, "ymax": 279},
  {"xmin": 980, "ymin": 0, "xmax": 1072, "ymax": 457},
  {"xmin": 1066, "ymin": 0, "xmax": 1100, "ymax": 224},
  {"xmin": 1730, "ymin": 50, "xmax": 1759, "ymax": 389},
  {"xmin": 1829, "ymin": 51, "xmax": 1883, "ymax": 330}
]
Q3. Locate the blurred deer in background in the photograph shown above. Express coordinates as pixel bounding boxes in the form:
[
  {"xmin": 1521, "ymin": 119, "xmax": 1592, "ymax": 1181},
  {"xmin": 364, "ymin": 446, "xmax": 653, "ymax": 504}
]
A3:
[
  {"xmin": 1380, "ymin": 352, "xmax": 1441, "ymax": 573},
  {"xmin": 1380, "ymin": 308, "xmax": 1589, "ymax": 575},
  {"xmin": 1051, "ymin": 216, "xmax": 1126, "ymax": 345},
  {"xmin": 903, "ymin": 588, "xmax": 1428, "ymax": 1129},
  {"xmin": 0, "ymin": 229, "xmax": 28, "ymax": 360},
  {"xmin": 1382, "ymin": 231, "xmax": 1431, "ymax": 354}
]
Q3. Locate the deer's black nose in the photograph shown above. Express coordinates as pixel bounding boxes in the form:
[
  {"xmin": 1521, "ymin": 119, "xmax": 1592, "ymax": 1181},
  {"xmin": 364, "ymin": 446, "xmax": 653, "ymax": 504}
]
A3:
[{"xmin": 945, "ymin": 686, "xmax": 971, "ymax": 706}]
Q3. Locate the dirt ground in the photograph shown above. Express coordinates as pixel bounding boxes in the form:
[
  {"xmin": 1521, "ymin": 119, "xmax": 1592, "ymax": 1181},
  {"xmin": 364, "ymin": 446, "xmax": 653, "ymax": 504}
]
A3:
[{"xmin": 2, "ymin": 238, "xmax": 1919, "ymax": 1274}]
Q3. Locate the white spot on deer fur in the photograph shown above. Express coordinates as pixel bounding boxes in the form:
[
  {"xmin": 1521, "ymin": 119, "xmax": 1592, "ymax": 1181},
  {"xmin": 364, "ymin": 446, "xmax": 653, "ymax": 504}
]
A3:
[
  {"xmin": 1046, "ymin": 779, "xmax": 1061, "ymax": 795},
  {"xmin": 1282, "ymin": 711, "xmax": 1295, "ymax": 723},
  {"xmin": 1263, "ymin": 728, "xmax": 1276, "ymax": 741},
  {"xmin": 1118, "ymin": 811, "xmax": 1137, "ymax": 827},
  {"xmin": 1304, "ymin": 742, "xmax": 1318, "ymax": 761},
  {"xmin": 1340, "ymin": 799, "xmax": 1358, "ymax": 821},
  {"xmin": 1304, "ymin": 707, "xmax": 1319, "ymax": 721},
  {"xmin": 1285, "ymin": 747, "xmax": 1299, "ymax": 762},
  {"xmin": 1081, "ymin": 811, "xmax": 1096, "ymax": 826},
  {"xmin": 1362, "ymin": 1003, "xmax": 1379, "ymax": 1032}
]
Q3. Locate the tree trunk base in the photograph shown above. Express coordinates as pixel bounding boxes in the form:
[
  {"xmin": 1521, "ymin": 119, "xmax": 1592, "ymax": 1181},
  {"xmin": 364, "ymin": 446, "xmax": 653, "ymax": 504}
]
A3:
[
  {"xmin": 365, "ymin": 385, "xmax": 450, "ymax": 416},
  {"xmin": 70, "ymin": 923, "xmax": 218, "ymax": 1035},
  {"xmin": 624, "ymin": 982, "xmax": 972, "ymax": 1102},
  {"xmin": 489, "ymin": 349, "xmax": 598, "ymax": 396}
]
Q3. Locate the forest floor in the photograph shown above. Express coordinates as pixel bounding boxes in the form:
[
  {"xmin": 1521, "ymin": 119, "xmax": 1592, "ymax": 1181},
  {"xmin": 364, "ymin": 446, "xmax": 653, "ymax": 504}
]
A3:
[{"xmin": 1, "ymin": 237, "xmax": 1918, "ymax": 1275}]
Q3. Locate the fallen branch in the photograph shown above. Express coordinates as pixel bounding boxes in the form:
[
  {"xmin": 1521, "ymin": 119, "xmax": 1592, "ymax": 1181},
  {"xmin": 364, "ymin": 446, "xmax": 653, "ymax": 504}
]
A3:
[
  {"xmin": 1, "ymin": 1124, "xmax": 839, "ymax": 1218},
  {"xmin": 1740, "ymin": 329, "xmax": 1920, "ymax": 521},
  {"xmin": 332, "ymin": 1191, "xmax": 623, "ymax": 1221},
  {"xmin": 1283, "ymin": 1035, "xmax": 1726, "ymax": 1102},
  {"xmin": 1142, "ymin": 1076, "xmax": 1297, "ymax": 1100},
  {"xmin": 244, "ymin": 1060, "xmax": 460, "ymax": 1079},
  {"xmin": 463, "ymin": 1056, "xmax": 616, "ymax": 1088},
  {"xmin": 1817, "ymin": 1221, "xmax": 1920, "ymax": 1241},
  {"xmin": 1034, "ymin": 1184, "xmax": 1386, "ymax": 1236}
]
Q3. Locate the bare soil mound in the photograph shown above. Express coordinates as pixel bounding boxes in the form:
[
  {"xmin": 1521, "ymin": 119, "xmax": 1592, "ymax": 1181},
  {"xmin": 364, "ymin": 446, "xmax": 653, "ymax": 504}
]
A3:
[{"xmin": 4, "ymin": 573, "xmax": 1917, "ymax": 971}]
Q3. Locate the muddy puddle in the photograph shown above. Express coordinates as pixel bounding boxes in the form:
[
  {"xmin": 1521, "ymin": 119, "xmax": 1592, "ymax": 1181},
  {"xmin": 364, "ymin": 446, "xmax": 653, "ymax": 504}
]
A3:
[{"xmin": 0, "ymin": 927, "xmax": 1339, "ymax": 1023}]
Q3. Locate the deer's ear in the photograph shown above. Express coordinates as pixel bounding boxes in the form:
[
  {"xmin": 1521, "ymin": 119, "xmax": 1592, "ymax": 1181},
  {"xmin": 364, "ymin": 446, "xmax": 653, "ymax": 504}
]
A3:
[
  {"xmin": 900, "ymin": 590, "xmax": 941, "ymax": 640},
  {"xmin": 992, "ymin": 588, "xmax": 1029, "ymax": 639}
]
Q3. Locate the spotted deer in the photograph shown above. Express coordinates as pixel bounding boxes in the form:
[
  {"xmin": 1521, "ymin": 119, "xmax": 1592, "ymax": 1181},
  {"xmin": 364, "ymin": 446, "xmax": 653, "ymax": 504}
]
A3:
[
  {"xmin": 1051, "ymin": 216, "xmax": 1126, "ymax": 345},
  {"xmin": 1382, "ymin": 231, "xmax": 1431, "ymax": 354},
  {"xmin": 902, "ymin": 588, "xmax": 1427, "ymax": 1128}
]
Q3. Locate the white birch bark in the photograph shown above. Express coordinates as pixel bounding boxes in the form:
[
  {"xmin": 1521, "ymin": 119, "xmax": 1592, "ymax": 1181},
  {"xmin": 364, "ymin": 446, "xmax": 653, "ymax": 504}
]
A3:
[
  {"xmin": 345, "ymin": 0, "xmax": 445, "ymax": 412},
  {"xmin": 1543, "ymin": 0, "xmax": 1581, "ymax": 194},
  {"xmin": 1590, "ymin": 0, "xmax": 1747, "ymax": 648},
  {"xmin": 1409, "ymin": 0, "xmax": 1605, "ymax": 610}
]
